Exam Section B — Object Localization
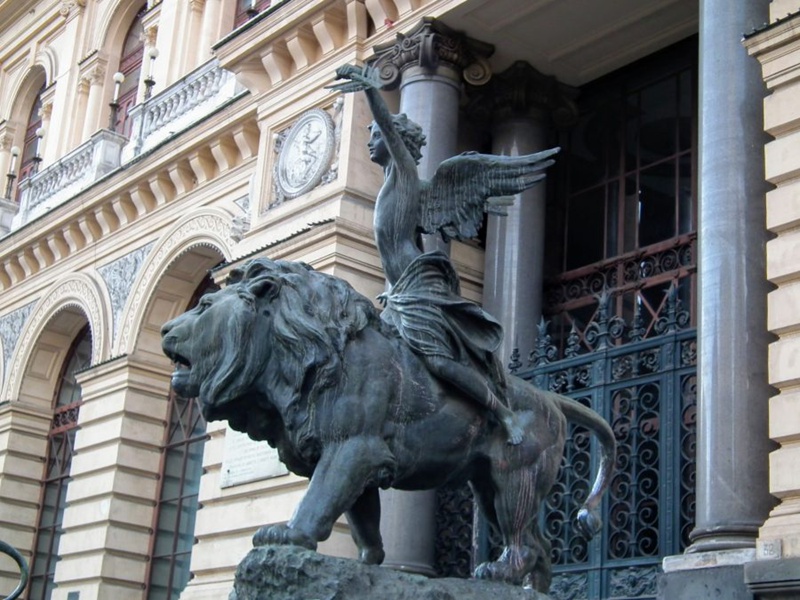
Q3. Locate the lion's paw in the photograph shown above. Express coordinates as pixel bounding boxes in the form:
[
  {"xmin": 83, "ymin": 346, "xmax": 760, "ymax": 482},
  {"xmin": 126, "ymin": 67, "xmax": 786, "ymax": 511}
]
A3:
[
  {"xmin": 252, "ymin": 524, "xmax": 317, "ymax": 550},
  {"xmin": 358, "ymin": 546, "xmax": 385, "ymax": 565},
  {"xmin": 475, "ymin": 560, "xmax": 516, "ymax": 582}
]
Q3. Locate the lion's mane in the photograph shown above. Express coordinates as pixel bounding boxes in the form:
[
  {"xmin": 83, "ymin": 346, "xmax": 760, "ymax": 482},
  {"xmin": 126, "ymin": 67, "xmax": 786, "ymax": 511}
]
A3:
[{"xmin": 221, "ymin": 258, "xmax": 383, "ymax": 454}]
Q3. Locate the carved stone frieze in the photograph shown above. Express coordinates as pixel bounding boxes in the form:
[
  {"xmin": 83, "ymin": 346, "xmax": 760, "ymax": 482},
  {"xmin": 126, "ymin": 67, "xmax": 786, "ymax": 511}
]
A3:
[
  {"xmin": 465, "ymin": 61, "xmax": 579, "ymax": 127},
  {"xmin": 270, "ymin": 100, "xmax": 342, "ymax": 209},
  {"xmin": 370, "ymin": 17, "xmax": 494, "ymax": 90},
  {"xmin": 116, "ymin": 210, "xmax": 235, "ymax": 354},
  {"xmin": 0, "ymin": 302, "xmax": 35, "ymax": 387},
  {"xmin": 98, "ymin": 242, "xmax": 154, "ymax": 342}
]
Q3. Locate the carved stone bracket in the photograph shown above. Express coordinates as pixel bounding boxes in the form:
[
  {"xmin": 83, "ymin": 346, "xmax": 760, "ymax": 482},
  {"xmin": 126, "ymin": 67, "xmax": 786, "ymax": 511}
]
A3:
[
  {"xmin": 465, "ymin": 60, "xmax": 579, "ymax": 128},
  {"xmin": 370, "ymin": 17, "xmax": 494, "ymax": 90}
]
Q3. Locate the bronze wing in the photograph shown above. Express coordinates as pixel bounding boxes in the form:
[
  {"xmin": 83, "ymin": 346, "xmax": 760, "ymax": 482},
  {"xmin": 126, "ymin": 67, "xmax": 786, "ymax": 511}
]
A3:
[{"xmin": 419, "ymin": 147, "xmax": 560, "ymax": 242}]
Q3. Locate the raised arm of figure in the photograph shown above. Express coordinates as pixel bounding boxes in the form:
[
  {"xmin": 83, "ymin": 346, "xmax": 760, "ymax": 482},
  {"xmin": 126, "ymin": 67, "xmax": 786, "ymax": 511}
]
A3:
[{"xmin": 332, "ymin": 64, "xmax": 419, "ymax": 180}]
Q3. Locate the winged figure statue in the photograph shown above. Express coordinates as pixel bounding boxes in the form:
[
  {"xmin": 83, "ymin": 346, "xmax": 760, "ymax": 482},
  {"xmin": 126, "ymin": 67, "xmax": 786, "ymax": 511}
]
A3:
[{"xmin": 330, "ymin": 64, "xmax": 559, "ymax": 444}]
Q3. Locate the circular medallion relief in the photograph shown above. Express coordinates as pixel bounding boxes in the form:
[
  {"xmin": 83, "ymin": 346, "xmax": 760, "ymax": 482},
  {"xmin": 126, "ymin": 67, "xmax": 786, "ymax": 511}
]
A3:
[{"xmin": 275, "ymin": 109, "xmax": 335, "ymax": 200}]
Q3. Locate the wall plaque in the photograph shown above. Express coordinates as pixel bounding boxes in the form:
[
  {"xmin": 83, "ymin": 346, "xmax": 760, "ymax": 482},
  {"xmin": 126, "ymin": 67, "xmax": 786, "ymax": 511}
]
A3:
[
  {"xmin": 220, "ymin": 426, "xmax": 288, "ymax": 488},
  {"xmin": 273, "ymin": 108, "xmax": 335, "ymax": 205}
]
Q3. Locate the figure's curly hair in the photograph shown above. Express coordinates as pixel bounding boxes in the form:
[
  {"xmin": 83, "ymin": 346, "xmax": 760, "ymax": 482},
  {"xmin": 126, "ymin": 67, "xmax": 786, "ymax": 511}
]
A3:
[{"xmin": 372, "ymin": 114, "xmax": 426, "ymax": 165}]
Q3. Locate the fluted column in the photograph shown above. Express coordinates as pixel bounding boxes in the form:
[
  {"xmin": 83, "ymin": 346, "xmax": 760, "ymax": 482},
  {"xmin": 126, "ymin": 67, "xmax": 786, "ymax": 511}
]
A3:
[
  {"xmin": 469, "ymin": 61, "xmax": 577, "ymax": 367},
  {"xmin": 688, "ymin": 0, "xmax": 774, "ymax": 555},
  {"xmin": 368, "ymin": 17, "xmax": 493, "ymax": 576}
]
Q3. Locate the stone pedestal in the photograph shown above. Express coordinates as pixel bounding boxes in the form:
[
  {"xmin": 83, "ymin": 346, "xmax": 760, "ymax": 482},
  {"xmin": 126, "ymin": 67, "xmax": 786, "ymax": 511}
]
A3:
[
  {"xmin": 231, "ymin": 545, "xmax": 551, "ymax": 600},
  {"xmin": 659, "ymin": 549, "xmax": 756, "ymax": 599}
]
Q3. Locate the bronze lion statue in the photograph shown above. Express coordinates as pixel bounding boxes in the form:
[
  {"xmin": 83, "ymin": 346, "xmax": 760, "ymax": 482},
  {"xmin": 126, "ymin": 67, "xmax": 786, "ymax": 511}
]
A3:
[{"xmin": 161, "ymin": 258, "xmax": 615, "ymax": 591}]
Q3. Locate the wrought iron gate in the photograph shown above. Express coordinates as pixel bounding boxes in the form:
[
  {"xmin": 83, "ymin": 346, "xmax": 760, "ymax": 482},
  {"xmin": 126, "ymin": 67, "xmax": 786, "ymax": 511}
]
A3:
[{"xmin": 514, "ymin": 288, "xmax": 697, "ymax": 600}]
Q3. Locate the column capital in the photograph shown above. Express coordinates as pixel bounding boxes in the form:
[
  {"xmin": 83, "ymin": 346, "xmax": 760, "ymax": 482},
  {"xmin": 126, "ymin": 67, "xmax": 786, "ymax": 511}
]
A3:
[
  {"xmin": 465, "ymin": 60, "xmax": 578, "ymax": 127},
  {"xmin": 370, "ymin": 17, "xmax": 494, "ymax": 90}
]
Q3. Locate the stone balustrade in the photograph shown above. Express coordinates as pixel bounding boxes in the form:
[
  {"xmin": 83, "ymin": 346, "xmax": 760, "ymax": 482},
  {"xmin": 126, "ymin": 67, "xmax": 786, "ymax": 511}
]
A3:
[
  {"xmin": 12, "ymin": 129, "xmax": 128, "ymax": 230},
  {"xmin": 123, "ymin": 59, "xmax": 243, "ymax": 159}
]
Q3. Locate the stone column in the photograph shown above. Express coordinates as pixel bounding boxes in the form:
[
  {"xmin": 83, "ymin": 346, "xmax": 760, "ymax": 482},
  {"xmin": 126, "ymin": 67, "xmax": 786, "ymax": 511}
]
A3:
[
  {"xmin": 469, "ymin": 61, "xmax": 577, "ymax": 367},
  {"xmin": 659, "ymin": 1, "xmax": 774, "ymax": 597},
  {"xmin": 369, "ymin": 17, "xmax": 493, "ymax": 576},
  {"xmin": 372, "ymin": 16, "xmax": 493, "ymax": 254},
  {"xmin": 197, "ymin": 0, "xmax": 222, "ymax": 63},
  {"xmin": 690, "ymin": 0, "xmax": 774, "ymax": 554}
]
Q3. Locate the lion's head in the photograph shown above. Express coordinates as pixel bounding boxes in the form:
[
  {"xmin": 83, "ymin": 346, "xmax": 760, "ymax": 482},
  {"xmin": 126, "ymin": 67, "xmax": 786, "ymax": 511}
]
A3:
[{"xmin": 161, "ymin": 258, "xmax": 381, "ymax": 446}]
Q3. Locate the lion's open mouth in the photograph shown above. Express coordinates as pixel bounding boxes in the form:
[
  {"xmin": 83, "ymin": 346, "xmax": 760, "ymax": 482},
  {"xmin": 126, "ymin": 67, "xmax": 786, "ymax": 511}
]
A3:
[{"xmin": 164, "ymin": 349, "xmax": 200, "ymax": 397}]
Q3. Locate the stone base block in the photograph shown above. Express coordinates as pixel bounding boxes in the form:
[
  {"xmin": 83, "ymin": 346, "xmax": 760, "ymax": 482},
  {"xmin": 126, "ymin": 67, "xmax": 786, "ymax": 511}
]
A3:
[
  {"xmin": 744, "ymin": 557, "xmax": 800, "ymax": 599},
  {"xmin": 658, "ymin": 564, "xmax": 752, "ymax": 599},
  {"xmin": 231, "ymin": 545, "xmax": 551, "ymax": 600}
]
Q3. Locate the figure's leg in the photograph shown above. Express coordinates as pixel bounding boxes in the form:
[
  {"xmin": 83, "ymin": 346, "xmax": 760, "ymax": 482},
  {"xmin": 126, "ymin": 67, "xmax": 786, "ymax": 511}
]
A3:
[
  {"xmin": 253, "ymin": 436, "xmax": 395, "ymax": 550},
  {"xmin": 474, "ymin": 444, "xmax": 561, "ymax": 591},
  {"xmin": 346, "ymin": 486, "xmax": 385, "ymax": 565},
  {"xmin": 427, "ymin": 355, "xmax": 524, "ymax": 444}
]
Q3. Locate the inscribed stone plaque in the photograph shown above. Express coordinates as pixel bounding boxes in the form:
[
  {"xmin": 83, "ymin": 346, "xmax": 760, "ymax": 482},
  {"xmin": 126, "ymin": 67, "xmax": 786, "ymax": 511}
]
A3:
[{"xmin": 220, "ymin": 426, "xmax": 288, "ymax": 488}]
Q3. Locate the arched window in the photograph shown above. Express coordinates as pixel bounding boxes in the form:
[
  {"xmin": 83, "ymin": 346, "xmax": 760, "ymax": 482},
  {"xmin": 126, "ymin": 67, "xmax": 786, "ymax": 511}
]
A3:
[
  {"xmin": 145, "ymin": 277, "xmax": 218, "ymax": 599},
  {"xmin": 113, "ymin": 6, "xmax": 146, "ymax": 137},
  {"xmin": 28, "ymin": 326, "xmax": 92, "ymax": 600},
  {"xmin": 16, "ymin": 85, "xmax": 45, "ymax": 195},
  {"xmin": 234, "ymin": 0, "xmax": 271, "ymax": 28}
]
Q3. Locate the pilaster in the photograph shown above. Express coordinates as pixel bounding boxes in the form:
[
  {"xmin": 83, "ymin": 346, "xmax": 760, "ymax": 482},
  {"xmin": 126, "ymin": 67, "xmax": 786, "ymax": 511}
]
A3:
[
  {"xmin": 51, "ymin": 355, "xmax": 171, "ymax": 600},
  {"xmin": 0, "ymin": 400, "xmax": 50, "ymax": 595}
]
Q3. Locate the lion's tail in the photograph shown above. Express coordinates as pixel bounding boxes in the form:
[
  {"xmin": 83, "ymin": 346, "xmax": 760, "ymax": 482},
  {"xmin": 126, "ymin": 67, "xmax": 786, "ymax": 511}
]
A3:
[{"xmin": 555, "ymin": 395, "xmax": 616, "ymax": 540}]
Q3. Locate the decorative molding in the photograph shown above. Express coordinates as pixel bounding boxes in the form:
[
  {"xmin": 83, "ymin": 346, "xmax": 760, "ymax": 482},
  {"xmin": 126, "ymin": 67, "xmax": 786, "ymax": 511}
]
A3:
[
  {"xmin": 4, "ymin": 275, "xmax": 107, "ymax": 402},
  {"xmin": 116, "ymin": 209, "xmax": 235, "ymax": 354},
  {"xmin": 272, "ymin": 107, "xmax": 336, "ymax": 208},
  {"xmin": 370, "ymin": 17, "xmax": 494, "ymax": 90},
  {"xmin": 0, "ymin": 303, "xmax": 35, "ymax": 390},
  {"xmin": 97, "ymin": 242, "xmax": 154, "ymax": 342}
]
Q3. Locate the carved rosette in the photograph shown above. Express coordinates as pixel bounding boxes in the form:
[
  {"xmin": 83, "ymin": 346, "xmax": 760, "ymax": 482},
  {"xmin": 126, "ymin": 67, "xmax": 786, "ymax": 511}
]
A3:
[
  {"xmin": 465, "ymin": 61, "xmax": 579, "ymax": 128},
  {"xmin": 98, "ymin": 243, "xmax": 153, "ymax": 343},
  {"xmin": 369, "ymin": 17, "xmax": 494, "ymax": 90},
  {"xmin": 271, "ymin": 102, "xmax": 342, "ymax": 209},
  {"xmin": 0, "ymin": 302, "xmax": 35, "ymax": 387}
]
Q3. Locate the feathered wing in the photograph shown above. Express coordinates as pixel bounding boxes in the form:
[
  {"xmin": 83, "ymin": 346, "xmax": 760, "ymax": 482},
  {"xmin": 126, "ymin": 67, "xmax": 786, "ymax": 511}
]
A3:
[{"xmin": 419, "ymin": 146, "xmax": 560, "ymax": 241}]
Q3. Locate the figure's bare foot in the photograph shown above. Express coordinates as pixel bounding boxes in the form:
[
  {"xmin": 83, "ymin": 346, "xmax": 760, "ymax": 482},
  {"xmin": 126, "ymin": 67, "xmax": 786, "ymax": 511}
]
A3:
[{"xmin": 503, "ymin": 414, "xmax": 525, "ymax": 445}]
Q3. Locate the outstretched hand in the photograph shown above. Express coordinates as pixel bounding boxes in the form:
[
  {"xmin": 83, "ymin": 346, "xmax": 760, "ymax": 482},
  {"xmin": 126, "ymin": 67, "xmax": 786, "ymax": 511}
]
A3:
[{"xmin": 327, "ymin": 64, "xmax": 382, "ymax": 93}]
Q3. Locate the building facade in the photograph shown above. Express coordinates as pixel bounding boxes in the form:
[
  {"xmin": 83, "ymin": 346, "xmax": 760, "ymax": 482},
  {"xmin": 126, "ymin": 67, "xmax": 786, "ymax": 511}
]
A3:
[{"xmin": 0, "ymin": 0, "xmax": 797, "ymax": 598}]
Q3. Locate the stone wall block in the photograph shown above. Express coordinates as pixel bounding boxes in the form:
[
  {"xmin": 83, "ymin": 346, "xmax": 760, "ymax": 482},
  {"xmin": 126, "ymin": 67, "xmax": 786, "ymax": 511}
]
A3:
[
  {"xmin": 768, "ymin": 281, "xmax": 800, "ymax": 334},
  {"xmin": 769, "ymin": 333, "xmax": 800, "ymax": 387},
  {"xmin": 769, "ymin": 443, "xmax": 800, "ymax": 496},
  {"xmin": 766, "ymin": 180, "xmax": 800, "ymax": 232},
  {"xmin": 767, "ymin": 227, "xmax": 800, "ymax": 283},
  {"xmin": 769, "ymin": 390, "xmax": 800, "ymax": 442},
  {"xmin": 766, "ymin": 128, "xmax": 800, "ymax": 183}
]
